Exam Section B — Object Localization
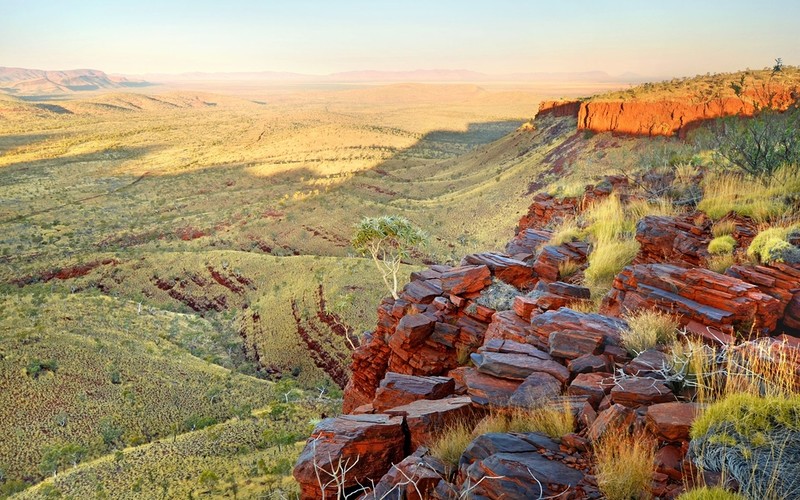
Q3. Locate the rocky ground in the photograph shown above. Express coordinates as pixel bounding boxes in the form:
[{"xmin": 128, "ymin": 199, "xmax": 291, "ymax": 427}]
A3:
[{"xmin": 291, "ymin": 160, "xmax": 800, "ymax": 498}]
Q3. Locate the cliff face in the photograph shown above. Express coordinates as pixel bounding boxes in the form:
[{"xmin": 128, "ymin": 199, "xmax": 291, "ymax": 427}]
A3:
[
  {"xmin": 576, "ymin": 88, "xmax": 798, "ymax": 137},
  {"xmin": 537, "ymin": 99, "xmax": 582, "ymax": 119}
]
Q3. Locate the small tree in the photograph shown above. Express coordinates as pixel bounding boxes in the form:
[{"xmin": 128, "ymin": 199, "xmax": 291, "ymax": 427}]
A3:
[
  {"xmin": 352, "ymin": 216, "xmax": 426, "ymax": 300},
  {"xmin": 711, "ymin": 62, "xmax": 800, "ymax": 179}
]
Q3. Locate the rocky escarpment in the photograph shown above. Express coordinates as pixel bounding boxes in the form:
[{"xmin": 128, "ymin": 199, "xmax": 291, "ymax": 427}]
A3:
[
  {"xmin": 293, "ymin": 177, "xmax": 800, "ymax": 499},
  {"xmin": 578, "ymin": 88, "xmax": 798, "ymax": 137}
]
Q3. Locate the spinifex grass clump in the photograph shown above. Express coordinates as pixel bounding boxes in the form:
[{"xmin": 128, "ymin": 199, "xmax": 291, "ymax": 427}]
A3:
[
  {"xmin": 621, "ymin": 309, "xmax": 680, "ymax": 356},
  {"xmin": 698, "ymin": 168, "xmax": 800, "ymax": 223},
  {"xmin": 583, "ymin": 195, "xmax": 679, "ymax": 297},
  {"xmin": 747, "ymin": 224, "xmax": 800, "ymax": 264},
  {"xmin": 689, "ymin": 393, "xmax": 800, "ymax": 499},
  {"xmin": 708, "ymin": 235, "xmax": 736, "ymax": 255},
  {"xmin": 595, "ymin": 427, "xmax": 657, "ymax": 500},
  {"xmin": 473, "ymin": 400, "xmax": 575, "ymax": 439},
  {"xmin": 677, "ymin": 486, "xmax": 747, "ymax": 500}
]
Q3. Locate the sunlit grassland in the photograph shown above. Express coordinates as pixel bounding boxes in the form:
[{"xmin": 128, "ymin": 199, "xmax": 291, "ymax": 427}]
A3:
[
  {"xmin": 14, "ymin": 401, "xmax": 334, "ymax": 499},
  {"xmin": 0, "ymin": 292, "xmax": 275, "ymax": 483}
]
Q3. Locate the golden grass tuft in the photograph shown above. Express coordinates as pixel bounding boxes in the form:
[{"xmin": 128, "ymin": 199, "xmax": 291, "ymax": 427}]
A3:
[
  {"xmin": 697, "ymin": 169, "xmax": 800, "ymax": 223},
  {"xmin": 711, "ymin": 220, "xmax": 738, "ymax": 238},
  {"xmin": 584, "ymin": 239, "xmax": 640, "ymax": 290},
  {"xmin": 595, "ymin": 428, "xmax": 657, "ymax": 500},
  {"xmin": 557, "ymin": 259, "xmax": 581, "ymax": 279},
  {"xmin": 706, "ymin": 254, "xmax": 737, "ymax": 274},
  {"xmin": 548, "ymin": 218, "xmax": 583, "ymax": 246},
  {"xmin": 621, "ymin": 309, "xmax": 680, "ymax": 356},
  {"xmin": 428, "ymin": 419, "xmax": 475, "ymax": 471},
  {"xmin": 473, "ymin": 401, "xmax": 575, "ymax": 440}
]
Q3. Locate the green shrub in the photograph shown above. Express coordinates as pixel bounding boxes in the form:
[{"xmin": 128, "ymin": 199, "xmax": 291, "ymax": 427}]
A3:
[
  {"xmin": 708, "ymin": 235, "xmax": 736, "ymax": 255},
  {"xmin": 747, "ymin": 226, "xmax": 800, "ymax": 264},
  {"xmin": 473, "ymin": 279, "xmax": 521, "ymax": 311}
]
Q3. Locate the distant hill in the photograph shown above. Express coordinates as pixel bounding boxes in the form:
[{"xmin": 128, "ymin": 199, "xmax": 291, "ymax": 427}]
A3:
[{"xmin": 0, "ymin": 67, "xmax": 151, "ymax": 95}]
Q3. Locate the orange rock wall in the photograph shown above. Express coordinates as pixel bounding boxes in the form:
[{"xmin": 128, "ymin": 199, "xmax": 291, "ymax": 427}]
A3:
[{"xmin": 577, "ymin": 89, "xmax": 797, "ymax": 137}]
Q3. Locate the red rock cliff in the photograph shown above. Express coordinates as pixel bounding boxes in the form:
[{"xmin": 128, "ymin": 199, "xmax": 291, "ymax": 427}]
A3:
[{"xmin": 577, "ymin": 88, "xmax": 797, "ymax": 137}]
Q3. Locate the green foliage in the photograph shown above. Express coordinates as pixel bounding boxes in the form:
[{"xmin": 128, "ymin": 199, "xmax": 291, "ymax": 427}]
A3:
[
  {"xmin": 678, "ymin": 487, "xmax": 747, "ymax": 500},
  {"xmin": 352, "ymin": 215, "xmax": 427, "ymax": 299},
  {"xmin": 711, "ymin": 107, "xmax": 800, "ymax": 179},
  {"xmin": 747, "ymin": 226, "xmax": 800, "ymax": 264},
  {"xmin": 26, "ymin": 359, "xmax": 58, "ymax": 378},
  {"xmin": 690, "ymin": 393, "xmax": 800, "ymax": 442},
  {"xmin": 473, "ymin": 279, "xmax": 521, "ymax": 311},
  {"xmin": 708, "ymin": 235, "xmax": 737, "ymax": 255},
  {"xmin": 38, "ymin": 443, "xmax": 88, "ymax": 477}
]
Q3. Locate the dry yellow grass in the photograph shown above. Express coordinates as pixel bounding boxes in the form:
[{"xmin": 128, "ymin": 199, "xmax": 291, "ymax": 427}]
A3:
[{"xmin": 595, "ymin": 428, "xmax": 657, "ymax": 500}]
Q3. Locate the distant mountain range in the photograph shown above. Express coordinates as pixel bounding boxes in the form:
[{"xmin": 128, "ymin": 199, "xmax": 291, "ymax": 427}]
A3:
[
  {"xmin": 0, "ymin": 67, "xmax": 151, "ymax": 95},
  {"xmin": 145, "ymin": 68, "xmax": 648, "ymax": 83},
  {"xmin": 0, "ymin": 66, "xmax": 648, "ymax": 96}
]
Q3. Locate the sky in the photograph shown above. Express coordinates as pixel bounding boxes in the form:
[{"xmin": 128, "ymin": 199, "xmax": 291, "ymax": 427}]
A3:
[{"xmin": 1, "ymin": 0, "xmax": 799, "ymax": 78}]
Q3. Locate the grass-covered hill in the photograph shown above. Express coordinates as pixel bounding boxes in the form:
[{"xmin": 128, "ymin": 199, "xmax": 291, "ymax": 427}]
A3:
[{"xmin": 4, "ymin": 70, "xmax": 797, "ymax": 497}]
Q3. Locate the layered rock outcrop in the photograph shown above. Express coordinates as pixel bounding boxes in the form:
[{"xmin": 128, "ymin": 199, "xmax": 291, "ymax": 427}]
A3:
[
  {"xmin": 577, "ymin": 89, "xmax": 798, "ymax": 137},
  {"xmin": 295, "ymin": 172, "xmax": 800, "ymax": 498}
]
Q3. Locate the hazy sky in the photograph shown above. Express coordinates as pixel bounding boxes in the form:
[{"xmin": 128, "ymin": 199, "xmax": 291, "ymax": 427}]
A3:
[{"xmin": 1, "ymin": 0, "xmax": 799, "ymax": 77}]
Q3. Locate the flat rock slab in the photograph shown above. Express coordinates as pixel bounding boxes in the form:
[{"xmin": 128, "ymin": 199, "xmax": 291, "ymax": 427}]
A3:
[
  {"xmin": 385, "ymin": 396, "xmax": 477, "ymax": 451},
  {"xmin": 568, "ymin": 353, "xmax": 612, "ymax": 374},
  {"xmin": 440, "ymin": 265, "xmax": 492, "ymax": 295},
  {"xmin": 471, "ymin": 350, "xmax": 569, "ymax": 383},
  {"xmin": 483, "ymin": 310, "xmax": 535, "ymax": 346},
  {"xmin": 548, "ymin": 329, "xmax": 604, "ymax": 359},
  {"xmin": 509, "ymin": 371, "xmax": 563, "ymax": 408},
  {"xmin": 372, "ymin": 372, "xmax": 455, "ymax": 412},
  {"xmin": 366, "ymin": 449, "xmax": 447, "ymax": 500},
  {"xmin": 463, "ymin": 367, "xmax": 522, "ymax": 406},
  {"xmin": 464, "ymin": 451, "xmax": 585, "ymax": 498},
  {"xmin": 293, "ymin": 414, "xmax": 406, "ymax": 500},
  {"xmin": 646, "ymin": 401, "xmax": 699, "ymax": 442},
  {"xmin": 461, "ymin": 252, "xmax": 536, "ymax": 290},
  {"xmin": 625, "ymin": 349, "xmax": 671, "ymax": 379},
  {"xmin": 531, "ymin": 307, "xmax": 627, "ymax": 348},
  {"xmin": 610, "ymin": 377, "xmax": 676, "ymax": 407},
  {"xmin": 587, "ymin": 403, "xmax": 636, "ymax": 442},
  {"xmin": 568, "ymin": 372, "xmax": 614, "ymax": 407}
]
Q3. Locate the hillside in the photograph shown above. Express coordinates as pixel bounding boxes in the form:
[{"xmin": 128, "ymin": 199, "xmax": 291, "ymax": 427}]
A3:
[
  {"xmin": 291, "ymin": 75, "xmax": 800, "ymax": 497},
  {"xmin": 4, "ymin": 70, "xmax": 799, "ymax": 498},
  {"xmin": 0, "ymin": 67, "xmax": 150, "ymax": 95}
]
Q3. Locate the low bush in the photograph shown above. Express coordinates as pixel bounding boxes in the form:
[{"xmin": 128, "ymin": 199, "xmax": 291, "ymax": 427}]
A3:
[
  {"xmin": 747, "ymin": 225, "xmax": 800, "ymax": 264},
  {"xmin": 708, "ymin": 235, "xmax": 736, "ymax": 255},
  {"xmin": 473, "ymin": 279, "xmax": 521, "ymax": 311}
]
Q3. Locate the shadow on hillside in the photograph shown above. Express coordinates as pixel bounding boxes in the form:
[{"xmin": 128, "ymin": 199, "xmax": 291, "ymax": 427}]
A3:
[
  {"xmin": 0, "ymin": 146, "xmax": 157, "ymax": 223},
  {"xmin": 0, "ymin": 132, "xmax": 57, "ymax": 153}
]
